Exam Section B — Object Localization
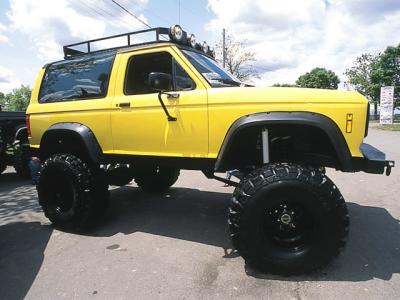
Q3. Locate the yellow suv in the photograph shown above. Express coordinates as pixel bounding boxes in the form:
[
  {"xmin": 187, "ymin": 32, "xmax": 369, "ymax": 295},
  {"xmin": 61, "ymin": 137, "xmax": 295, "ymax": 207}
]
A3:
[{"xmin": 27, "ymin": 25, "xmax": 394, "ymax": 275}]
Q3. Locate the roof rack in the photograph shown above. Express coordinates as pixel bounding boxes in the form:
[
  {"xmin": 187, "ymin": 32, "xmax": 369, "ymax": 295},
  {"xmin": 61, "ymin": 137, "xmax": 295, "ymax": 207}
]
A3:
[{"xmin": 63, "ymin": 27, "xmax": 170, "ymax": 59}]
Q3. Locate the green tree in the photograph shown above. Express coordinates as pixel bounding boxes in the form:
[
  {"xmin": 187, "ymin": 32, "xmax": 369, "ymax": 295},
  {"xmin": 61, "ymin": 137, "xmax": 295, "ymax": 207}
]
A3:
[
  {"xmin": 345, "ymin": 44, "xmax": 400, "ymax": 117},
  {"xmin": 344, "ymin": 53, "xmax": 381, "ymax": 116},
  {"xmin": 0, "ymin": 92, "xmax": 6, "ymax": 110},
  {"xmin": 296, "ymin": 67, "xmax": 340, "ymax": 89},
  {"xmin": 272, "ymin": 83, "xmax": 297, "ymax": 87},
  {"xmin": 371, "ymin": 44, "xmax": 400, "ymax": 108},
  {"xmin": 0, "ymin": 85, "xmax": 31, "ymax": 111}
]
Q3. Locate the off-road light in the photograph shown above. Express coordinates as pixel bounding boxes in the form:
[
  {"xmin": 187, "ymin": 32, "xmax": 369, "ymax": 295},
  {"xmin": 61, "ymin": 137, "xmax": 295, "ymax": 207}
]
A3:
[
  {"xmin": 194, "ymin": 43, "xmax": 202, "ymax": 51},
  {"xmin": 208, "ymin": 47, "xmax": 215, "ymax": 58},
  {"xmin": 202, "ymin": 41, "xmax": 209, "ymax": 53},
  {"xmin": 169, "ymin": 25, "xmax": 184, "ymax": 42},
  {"xmin": 187, "ymin": 34, "xmax": 196, "ymax": 47}
]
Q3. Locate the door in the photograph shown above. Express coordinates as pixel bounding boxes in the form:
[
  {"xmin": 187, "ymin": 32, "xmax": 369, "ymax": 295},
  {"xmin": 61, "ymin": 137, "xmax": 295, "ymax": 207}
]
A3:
[{"xmin": 110, "ymin": 47, "xmax": 208, "ymax": 158}]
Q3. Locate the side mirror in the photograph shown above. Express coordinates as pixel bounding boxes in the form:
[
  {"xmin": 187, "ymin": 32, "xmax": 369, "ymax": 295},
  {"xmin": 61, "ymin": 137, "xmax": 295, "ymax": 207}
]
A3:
[{"xmin": 148, "ymin": 72, "xmax": 172, "ymax": 92}]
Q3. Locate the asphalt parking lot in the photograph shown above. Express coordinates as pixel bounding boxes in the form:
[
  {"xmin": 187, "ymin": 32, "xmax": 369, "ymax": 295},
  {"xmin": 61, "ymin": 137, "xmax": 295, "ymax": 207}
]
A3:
[{"xmin": 1, "ymin": 127, "xmax": 399, "ymax": 300}]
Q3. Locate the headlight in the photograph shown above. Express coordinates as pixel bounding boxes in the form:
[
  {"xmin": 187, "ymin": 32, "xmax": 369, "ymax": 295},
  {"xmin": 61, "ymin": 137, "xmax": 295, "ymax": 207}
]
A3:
[
  {"xmin": 169, "ymin": 25, "xmax": 184, "ymax": 42},
  {"xmin": 187, "ymin": 34, "xmax": 196, "ymax": 48},
  {"xmin": 202, "ymin": 41, "xmax": 209, "ymax": 53}
]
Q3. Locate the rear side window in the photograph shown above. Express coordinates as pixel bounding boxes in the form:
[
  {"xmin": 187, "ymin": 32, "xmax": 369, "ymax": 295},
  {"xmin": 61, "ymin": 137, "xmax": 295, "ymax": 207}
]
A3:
[{"xmin": 39, "ymin": 51, "xmax": 115, "ymax": 103}]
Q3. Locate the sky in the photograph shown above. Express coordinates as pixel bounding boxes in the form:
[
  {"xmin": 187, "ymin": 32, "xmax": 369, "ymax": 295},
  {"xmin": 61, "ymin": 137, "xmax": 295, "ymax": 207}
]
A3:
[{"xmin": 0, "ymin": 0, "xmax": 400, "ymax": 93}]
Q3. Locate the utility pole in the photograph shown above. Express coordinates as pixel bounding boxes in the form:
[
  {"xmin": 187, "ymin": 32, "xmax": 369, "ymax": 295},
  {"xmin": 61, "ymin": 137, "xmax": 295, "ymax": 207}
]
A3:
[{"xmin": 222, "ymin": 28, "xmax": 226, "ymax": 68}]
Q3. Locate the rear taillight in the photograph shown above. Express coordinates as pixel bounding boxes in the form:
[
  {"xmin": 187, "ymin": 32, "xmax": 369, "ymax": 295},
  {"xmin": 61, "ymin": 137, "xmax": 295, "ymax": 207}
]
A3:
[{"xmin": 26, "ymin": 114, "xmax": 31, "ymax": 137}]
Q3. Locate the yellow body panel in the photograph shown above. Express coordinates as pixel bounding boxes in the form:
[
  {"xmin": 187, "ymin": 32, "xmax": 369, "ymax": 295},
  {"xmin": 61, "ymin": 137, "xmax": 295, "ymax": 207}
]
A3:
[
  {"xmin": 27, "ymin": 54, "xmax": 122, "ymax": 152},
  {"xmin": 207, "ymin": 87, "xmax": 367, "ymax": 158},
  {"xmin": 27, "ymin": 44, "xmax": 368, "ymax": 161},
  {"xmin": 110, "ymin": 46, "xmax": 209, "ymax": 157}
]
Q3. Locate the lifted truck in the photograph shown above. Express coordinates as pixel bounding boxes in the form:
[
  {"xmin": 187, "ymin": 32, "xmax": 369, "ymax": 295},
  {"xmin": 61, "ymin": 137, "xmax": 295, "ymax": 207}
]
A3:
[
  {"xmin": 0, "ymin": 107, "xmax": 30, "ymax": 177},
  {"xmin": 27, "ymin": 25, "xmax": 394, "ymax": 275}
]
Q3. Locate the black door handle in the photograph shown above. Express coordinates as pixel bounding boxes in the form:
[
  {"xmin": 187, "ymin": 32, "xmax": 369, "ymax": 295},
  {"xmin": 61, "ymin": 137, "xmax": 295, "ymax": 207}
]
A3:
[{"xmin": 118, "ymin": 102, "xmax": 131, "ymax": 108}]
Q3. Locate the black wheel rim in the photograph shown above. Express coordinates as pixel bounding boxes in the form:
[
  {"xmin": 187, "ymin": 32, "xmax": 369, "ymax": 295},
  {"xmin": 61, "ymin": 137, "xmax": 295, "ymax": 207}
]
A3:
[
  {"xmin": 44, "ymin": 171, "xmax": 76, "ymax": 217},
  {"xmin": 265, "ymin": 200, "xmax": 315, "ymax": 251}
]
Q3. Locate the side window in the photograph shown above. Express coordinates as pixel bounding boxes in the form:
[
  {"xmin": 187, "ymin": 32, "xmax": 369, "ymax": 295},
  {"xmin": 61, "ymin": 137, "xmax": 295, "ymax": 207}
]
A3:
[
  {"xmin": 39, "ymin": 51, "xmax": 115, "ymax": 103},
  {"xmin": 173, "ymin": 60, "xmax": 195, "ymax": 91},
  {"xmin": 124, "ymin": 51, "xmax": 195, "ymax": 95}
]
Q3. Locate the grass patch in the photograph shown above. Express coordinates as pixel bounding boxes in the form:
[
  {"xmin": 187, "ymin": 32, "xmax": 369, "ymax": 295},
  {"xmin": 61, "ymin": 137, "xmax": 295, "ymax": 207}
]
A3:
[{"xmin": 374, "ymin": 123, "xmax": 400, "ymax": 131}]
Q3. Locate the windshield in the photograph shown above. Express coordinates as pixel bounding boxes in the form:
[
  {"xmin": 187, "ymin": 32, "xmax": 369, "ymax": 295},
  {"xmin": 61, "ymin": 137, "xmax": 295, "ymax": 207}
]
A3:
[{"xmin": 182, "ymin": 50, "xmax": 242, "ymax": 88}]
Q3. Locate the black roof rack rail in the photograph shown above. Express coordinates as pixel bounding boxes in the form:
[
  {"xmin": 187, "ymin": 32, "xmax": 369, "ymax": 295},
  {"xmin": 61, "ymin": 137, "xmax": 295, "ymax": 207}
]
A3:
[{"xmin": 63, "ymin": 27, "xmax": 170, "ymax": 59}]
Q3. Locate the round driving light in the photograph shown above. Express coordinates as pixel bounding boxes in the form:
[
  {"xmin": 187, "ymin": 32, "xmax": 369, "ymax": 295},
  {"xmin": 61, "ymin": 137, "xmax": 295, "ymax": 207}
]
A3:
[
  {"xmin": 187, "ymin": 34, "xmax": 196, "ymax": 47},
  {"xmin": 194, "ymin": 43, "xmax": 202, "ymax": 50},
  {"xmin": 208, "ymin": 47, "xmax": 215, "ymax": 57},
  {"xmin": 202, "ymin": 41, "xmax": 209, "ymax": 53},
  {"xmin": 169, "ymin": 25, "xmax": 184, "ymax": 42}
]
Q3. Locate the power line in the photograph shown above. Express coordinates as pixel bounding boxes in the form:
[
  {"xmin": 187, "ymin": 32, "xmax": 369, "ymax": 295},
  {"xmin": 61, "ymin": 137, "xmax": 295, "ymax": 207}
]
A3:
[
  {"xmin": 110, "ymin": 0, "xmax": 151, "ymax": 29},
  {"xmin": 91, "ymin": 0, "xmax": 125, "ymax": 21},
  {"xmin": 123, "ymin": 0, "xmax": 174, "ymax": 24},
  {"xmin": 76, "ymin": 0, "xmax": 169, "ymax": 42},
  {"xmin": 76, "ymin": 0, "xmax": 109, "ymax": 20},
  {"xmin": 96, "ymin": 0, "xmax": 143, "ymax": 28},
  {"xmin": 75, "ymin": 0, "xmax": 133, "ymax": 30},
  {"xmin": 109, "ymin": 0, "xmax": 170, "ymax": 41},
  {"xmin": 141, "ymin": 7, "xmax": 174, "ymax": 26}
]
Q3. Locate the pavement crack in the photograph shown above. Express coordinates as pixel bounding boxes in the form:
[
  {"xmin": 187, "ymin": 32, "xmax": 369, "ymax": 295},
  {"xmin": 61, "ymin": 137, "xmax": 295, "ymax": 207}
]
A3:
[{"xmin": 294, "ymin": 281, "xmax": 302, "ymax": 300}]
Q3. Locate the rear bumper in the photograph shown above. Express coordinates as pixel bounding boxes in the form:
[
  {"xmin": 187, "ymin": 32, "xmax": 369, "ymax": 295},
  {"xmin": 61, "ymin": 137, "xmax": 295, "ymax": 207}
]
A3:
[{"xmin": 353, "ymin": 143, "xmax": 395, "ymax": 175}]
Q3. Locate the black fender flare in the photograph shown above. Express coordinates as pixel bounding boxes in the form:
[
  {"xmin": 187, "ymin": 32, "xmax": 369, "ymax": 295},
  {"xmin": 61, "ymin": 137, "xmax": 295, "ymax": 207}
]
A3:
[
  {"xmin": 14, "ymin": 125, "xmax": 28, "ymax": 144},
  {"xmin": 214, "ymin": 111, "xmax": 353, "ymax": 172},
  {"xmin": 40, "ymin": 123, "xmax": 103, "ymax": 164}
]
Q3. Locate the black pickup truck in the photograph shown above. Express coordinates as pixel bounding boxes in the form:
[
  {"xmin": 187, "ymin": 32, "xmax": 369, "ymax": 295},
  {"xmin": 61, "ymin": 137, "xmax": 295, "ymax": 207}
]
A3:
[{"xmin": 0, "ymin": 107, "xmax": 30, "ymax": 177}]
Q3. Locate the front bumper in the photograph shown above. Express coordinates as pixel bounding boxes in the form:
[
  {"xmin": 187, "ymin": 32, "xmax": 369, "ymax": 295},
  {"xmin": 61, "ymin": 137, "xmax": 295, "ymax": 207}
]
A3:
[{"xmin": 353, "ymin": 143, "xmax": 395, "ymax": 175}]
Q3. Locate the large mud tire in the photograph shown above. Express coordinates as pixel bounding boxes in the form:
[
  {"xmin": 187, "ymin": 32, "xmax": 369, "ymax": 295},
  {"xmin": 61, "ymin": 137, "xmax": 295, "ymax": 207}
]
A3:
[
  {"xmin": 229, "ymin": 163, "xmax": 349, "ymax": 275},
  {"xmin": 37, "ymin": 154, "xmax": 109, "ymax": 231},
  {"xmin": 13, "ymin": 147, "xmax": 31, "ymax": 178}
]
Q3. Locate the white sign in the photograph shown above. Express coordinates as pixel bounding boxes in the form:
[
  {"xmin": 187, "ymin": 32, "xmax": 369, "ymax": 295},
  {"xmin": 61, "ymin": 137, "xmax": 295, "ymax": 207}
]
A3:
[{"xmin": 380, "ymin": 86, "xmax": 394, "ymax": 124}]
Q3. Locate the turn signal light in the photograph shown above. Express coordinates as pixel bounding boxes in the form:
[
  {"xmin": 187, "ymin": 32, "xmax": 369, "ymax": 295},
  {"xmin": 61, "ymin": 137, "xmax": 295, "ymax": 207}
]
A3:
[{"xmin": 346, "ymin": 114, "xmax": 353, "ymax": 133}]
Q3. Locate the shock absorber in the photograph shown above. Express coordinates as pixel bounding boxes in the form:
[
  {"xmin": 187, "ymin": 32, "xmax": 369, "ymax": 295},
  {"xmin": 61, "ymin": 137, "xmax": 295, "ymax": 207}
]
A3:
[{"xmin": 262, "ymin": 128, "xmax": 269, "ymax": 164}]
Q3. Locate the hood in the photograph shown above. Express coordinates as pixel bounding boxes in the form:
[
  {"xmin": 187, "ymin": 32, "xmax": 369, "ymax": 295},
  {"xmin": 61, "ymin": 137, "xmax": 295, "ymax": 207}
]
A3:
[{"xmin": 207, "ymin": 86, "xmax": 368, "ymax": 105}]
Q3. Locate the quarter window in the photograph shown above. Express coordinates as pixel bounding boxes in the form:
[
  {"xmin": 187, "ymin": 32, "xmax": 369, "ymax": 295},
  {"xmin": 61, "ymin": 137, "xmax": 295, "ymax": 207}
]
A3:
[{"xmin": 39, "ymin": 51, "xmax": 115, "ymax": 103}]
